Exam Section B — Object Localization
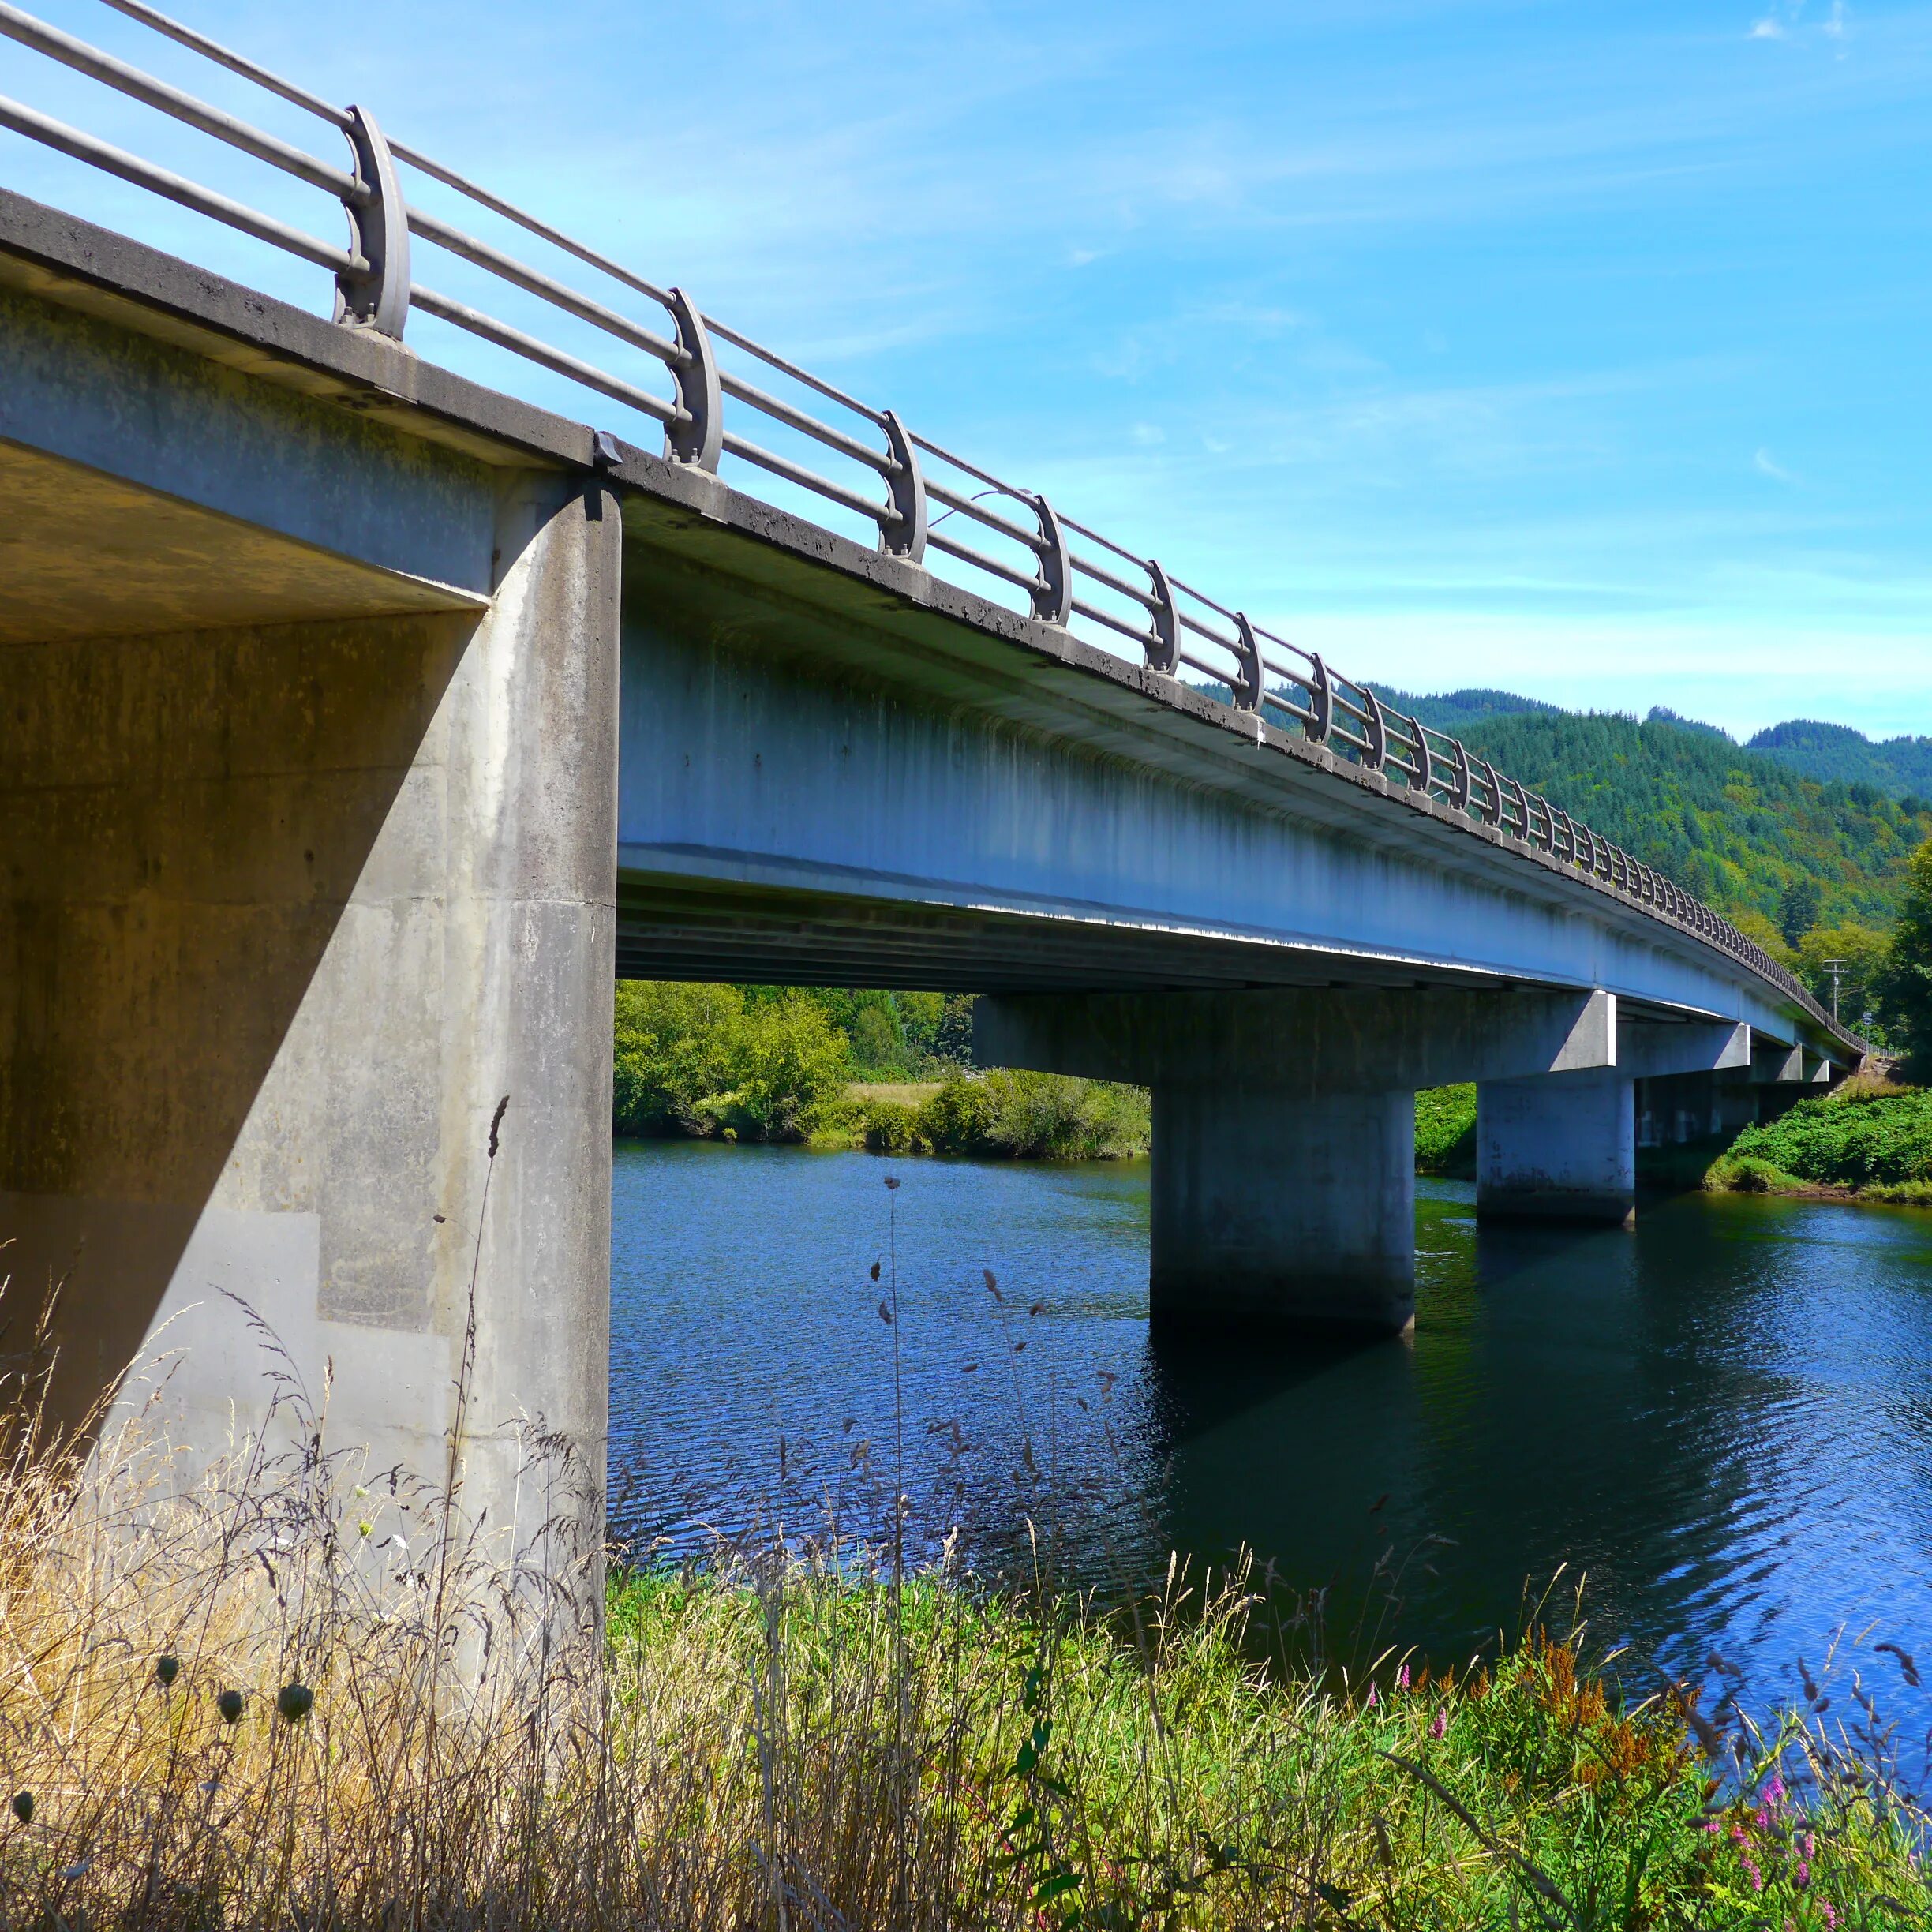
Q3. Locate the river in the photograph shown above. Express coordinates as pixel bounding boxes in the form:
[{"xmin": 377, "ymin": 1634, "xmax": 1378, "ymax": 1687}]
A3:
[{"xmin": 609, "ymin": 1138, "xmax": 1932, "ymax": 1730}]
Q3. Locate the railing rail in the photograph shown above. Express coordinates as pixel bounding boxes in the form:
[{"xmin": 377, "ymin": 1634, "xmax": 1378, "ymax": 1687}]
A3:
[{"xmin": 0, "ymin": 0, "xmax": 1832, "ymax": 1024}]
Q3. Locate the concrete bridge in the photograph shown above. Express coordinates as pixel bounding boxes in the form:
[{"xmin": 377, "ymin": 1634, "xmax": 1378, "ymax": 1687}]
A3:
[{"xmin": 0, "ymin": 5, "xmax": 1859, "ymax": 1552}]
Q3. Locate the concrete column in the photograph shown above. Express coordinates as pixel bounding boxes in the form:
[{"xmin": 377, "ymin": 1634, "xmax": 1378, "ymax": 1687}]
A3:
[
  {"xmin": 1, "ymin": 472, "xmax": 619, "ymax": 1616},
  {"xmin": 1151, "ymin": 1082, "xmax": 1415, "ymax": 1337},
  {"xmin": 1477, "ymin": 1071, "xmax": 1635, "ymax": 1224},
  {"xmin": 978, "ymin": 985, "xmax": 1616, "ymax": 1338}
]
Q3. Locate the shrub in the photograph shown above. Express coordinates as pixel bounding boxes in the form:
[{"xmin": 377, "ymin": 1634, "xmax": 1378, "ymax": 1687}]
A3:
[
  {"xmin": 1415, "ymin": 1084, "xmax": 1477, "ymax": 1176},
  {"xmin": 706, "ymin": 992, "xmax": 850, "ymax": 1142},
  {"xmin": 980, "ymin": 1069, "xmax": 1149, "ymax": 1161},
  {"xmin": 860, "ymin": 1098, "xmax": 923, "ymax": 1154},
  {"xmin": 914, "ymin": 1072, "xmax": 998, "ymax": 1153},
  {"xmin": 1879, "ymin": 841, "xmax": 1932, "ymax": 1079},
  {"xmin": 1720, "ymin": 1086, "xmax": 1932, "ymax": 1192},
  {"xmin": 612, "ymin": 980, "xmax": 744, "ymax": 1134}
]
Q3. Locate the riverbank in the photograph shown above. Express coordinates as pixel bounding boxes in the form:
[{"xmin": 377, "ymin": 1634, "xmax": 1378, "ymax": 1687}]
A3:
[
  {"xmin": 1702, "ymin": 1081, "xmax": 1932, "ymax": 1205},
  {"xmin": 8, "ymin": 1391, "xmax": 1926, "ymax": 1930},
  {"xmin": 10, "ymin": 1399, "xmax": 1926, "ymax": 1932}
]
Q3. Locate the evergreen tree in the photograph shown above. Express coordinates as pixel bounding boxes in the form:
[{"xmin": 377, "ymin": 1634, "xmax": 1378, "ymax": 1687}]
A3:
[
  {"xmin": 1779, "ymin": 875, "xmax": 1822, "ymax": 947},
  {"xmin": 1879, "ymin": 843, "xmax": 1932, "ymax": 1080}
]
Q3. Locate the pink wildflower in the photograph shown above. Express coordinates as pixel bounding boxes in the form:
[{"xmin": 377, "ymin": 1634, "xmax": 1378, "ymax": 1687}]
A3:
[
  {"xmin": 1365, "ymin": 1683, "xmax": 1378, "ymax": 1709},
  {"xmin": 1822, "ymin": 1904, "xmax": 1838, "ymax": 1930},
  {"xmin": 1397, "ymin": 1664, "xmax": 1410, "ymax": 1692},
  {"xmin": 1793, "ymin": 1860, "xmax": 1810, "ymax": 1889},
  {"xmin": 1429, "ymin": 1708, "xmax": 1447, "ymax": 1740}
]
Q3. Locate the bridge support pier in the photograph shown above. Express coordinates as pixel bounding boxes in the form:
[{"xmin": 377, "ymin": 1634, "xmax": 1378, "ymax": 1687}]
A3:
[
  {"xmin": 978, "ymin": 986, "xmax": 1615, "ymax": 1340},
  {"xmin": 1151, "ymin": 1083, "xmax": 1415, "ymax": 1335},
  {"xmin": 1477, "ymin": 1072, "xmax": 1637, "ymax": 1225},
  {"xmin": 2, "ymin": 466, "xmax": 620, "ymax": 1624}
]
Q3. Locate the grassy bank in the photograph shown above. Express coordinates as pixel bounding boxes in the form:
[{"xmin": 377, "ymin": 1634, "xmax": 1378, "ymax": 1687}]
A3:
[
  {"xmin": 1705, "ymin": 1082, "xmax": 1932, "ymax": 1204},
  {"xmin": 6, "ymin": 1395, "xmax": 1926, "ymax": 1932}
]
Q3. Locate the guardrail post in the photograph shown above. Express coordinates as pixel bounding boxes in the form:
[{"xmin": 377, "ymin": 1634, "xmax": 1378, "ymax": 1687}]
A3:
[
  {"xmin": 1476, "ymin": 756, "xmax": 1500, "ymax": 824},
  {"xmin": 334, "ymin": 106, "xmax": 410, "ymax": 339},
  {"xmin": 664, "ymin": 289, "xmax": 721, "ymax": 472},
  {"xmin": 1305, "ymin": 651, "xmax": 1331, "ymax": 745},
  {"xmin": 1233, "ymin": 615, "xmax": 1263, "ymax": 711},
  {"xmin": 1145, "ymin": 559, "xmax": 1179, "ymax": 675},
  {"xmin": 1404, "ymin": 713, "xmax": 1429, "ymax": 791},
  {"xmin": 1361, "ymin": 688, "xmax": 1387, "ymax": 773},
  {"xmin": 1032, "ymin": 495, "xmax": 1072, "ymax": 624},
  {"xmin": 878, "ymin": 410, "xmax": 927, "ymax": 562},
  {"xmin": 1448, "ymin": 738, "xmax": 1471, "ymax": 812}
]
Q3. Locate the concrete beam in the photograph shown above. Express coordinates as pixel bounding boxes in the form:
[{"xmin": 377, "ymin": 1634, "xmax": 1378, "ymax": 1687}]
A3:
[
  {"xmin": 975, "ymin": 987, "xmax": 1613, "ymax": 1094},
  {"xmin": 1752, "ymin": 1039, "xmax": 1807, "ymax": 1084},
  {"xmin": 1617, "ymin": 1018, "xmax": 1750, "ymax": 1080}
]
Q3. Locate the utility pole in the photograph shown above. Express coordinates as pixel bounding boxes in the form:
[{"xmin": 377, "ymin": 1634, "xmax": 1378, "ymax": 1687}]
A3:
[{"xmin": 1822, "ymin": 957, "xmax": 1847, "ymax": 1022}]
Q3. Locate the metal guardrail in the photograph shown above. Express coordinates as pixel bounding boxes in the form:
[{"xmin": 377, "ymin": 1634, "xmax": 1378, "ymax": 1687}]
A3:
[{"xmin": 0, "ymin": 0, "xmax": 1827, "ymax": 1020}]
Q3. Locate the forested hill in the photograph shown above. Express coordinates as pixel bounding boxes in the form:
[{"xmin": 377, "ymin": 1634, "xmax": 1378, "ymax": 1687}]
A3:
[
  {"xmin": 1742, "ymin": 719, "xmax": 1932, "ymax": 803},
  {"xmin": 1377, "ymin": 690, "xmax": 1929, "ymax": 935}
]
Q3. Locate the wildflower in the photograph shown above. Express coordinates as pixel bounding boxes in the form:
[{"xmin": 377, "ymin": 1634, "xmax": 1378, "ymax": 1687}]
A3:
[
  {"xmin": 1365, "ymin": 1683, "xmax": 1378, "ymax": 1709},
  {"xmin": 1793, "ymin": 1859, "xmax": 1810, "ymax": 1889},
  {"xmin": 1429, "ymin": 1708, "xmax": 1447, "ymax": 1739},
  {"xmin": 1764, "ymin": 1773, "xmax": 1786, "ymax": 1806},
  {"xmin": 1800, "ymin": 1830, "xmax": 1815, "ymax": 1859},
  {"xmin": 1821, "ymin": 1906, "xmax": 1837, "ymax": 1930},
  {"xmin": 1743, "ymin": 1856, "xmax": 1764, "ymax": 1893},
  {"xmin": 1396, "ymin": 1664, "xmax": 1410, "ymax": 1692}
]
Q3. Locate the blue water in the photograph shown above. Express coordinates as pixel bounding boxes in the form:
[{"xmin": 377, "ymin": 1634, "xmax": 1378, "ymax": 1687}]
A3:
[{"xmin": 609, "ymin": 1140, "xmax": 1932, "ymax": 1730}]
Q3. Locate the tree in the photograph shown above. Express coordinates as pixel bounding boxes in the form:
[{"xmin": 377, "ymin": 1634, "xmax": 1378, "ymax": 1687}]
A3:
[
  {"xmin": 612, "ymin": 981, "xmax": 743, "ymax": 1134},
  {"xmin": 1878, "ymin": 842, "xmax": 1932, "ymax": 1080},
  {"xmin": 1778, "ymin": 874, "xmax": 1822, "ymax": 947},
  {"xmin": 1795, "ymin": 923, "xmax": 1890, "ymax": 1037}
]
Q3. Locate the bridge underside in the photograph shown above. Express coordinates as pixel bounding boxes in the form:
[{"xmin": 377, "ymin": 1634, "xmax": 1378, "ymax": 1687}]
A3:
[{"xmin": 613, "ymin": 871, "xmax": 1532, "ymax": 993}]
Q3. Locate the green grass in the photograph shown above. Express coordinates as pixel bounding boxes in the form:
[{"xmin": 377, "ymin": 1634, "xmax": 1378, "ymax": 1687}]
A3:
[{"xmin": 605, "ymin": 1562, "xmax": 1932, "ymax": 1929}]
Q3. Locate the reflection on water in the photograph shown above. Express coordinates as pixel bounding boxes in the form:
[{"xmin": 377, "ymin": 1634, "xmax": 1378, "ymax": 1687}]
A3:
[{"xmin": 609, "ymin": 1139, "xmax": 1932, "ymax": 1726}]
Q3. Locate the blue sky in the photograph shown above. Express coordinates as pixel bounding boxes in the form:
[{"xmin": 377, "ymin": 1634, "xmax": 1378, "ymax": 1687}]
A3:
[{"xmin": 8, "ymin": 0, "xmax": 1932, "ymax": 737}]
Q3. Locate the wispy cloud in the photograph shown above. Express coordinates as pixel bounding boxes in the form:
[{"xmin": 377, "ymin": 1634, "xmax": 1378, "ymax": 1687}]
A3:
[{"xmin": 1754, "ymin": 447, "xmax": 1799, "ymax": 483}]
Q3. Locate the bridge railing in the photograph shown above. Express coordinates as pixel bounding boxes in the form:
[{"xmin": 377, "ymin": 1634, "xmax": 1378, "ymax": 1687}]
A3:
[{"xmin": 0, "ymin": 0, "xmax": 1825, "ymax": 1022}]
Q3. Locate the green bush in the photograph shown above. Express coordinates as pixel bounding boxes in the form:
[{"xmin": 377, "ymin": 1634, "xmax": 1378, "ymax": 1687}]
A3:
[
  {"xmin": 980, "ymin": 1069, "xmax": 1149, "ymax": 1160},
  {"xmin": 1721, "ymin": 1086, "xmax": 1932, "ymax": 1191},
  {"xmin": 1879, "ymin": 840, "xmax": 1932, "ymax": 1077},
  {"xmin": 615, "ymin": 983, "xmax": 848, "ymax": 1143},
  {"xmin": 1415, "ymin": 1084, "xmax": 1477, "ymax": 1176},
  {"xmin": 612, "ymin": 981, "xmax": 744, "ymax": 1135},
  {"xmin": 859, "ymin": 1098, "xmax": 923, "ymax": 1155},
  {"xmin": 915, "ymin": 1073, "xmax": 999, "ymax": 1153}
]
